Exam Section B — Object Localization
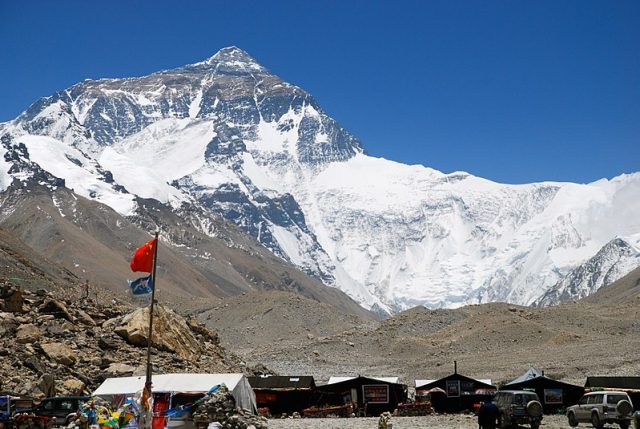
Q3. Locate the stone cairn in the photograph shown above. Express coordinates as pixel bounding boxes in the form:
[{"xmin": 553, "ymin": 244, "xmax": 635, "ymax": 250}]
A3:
[{"xmin": 192, "ymin": 388, "xmax": 267, "ymax": 429}]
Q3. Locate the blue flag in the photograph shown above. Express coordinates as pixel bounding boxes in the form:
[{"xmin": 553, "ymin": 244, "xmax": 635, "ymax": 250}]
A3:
[{"xmin": 128, "ymin": 275, "xmax": 153, "ymax": 296}]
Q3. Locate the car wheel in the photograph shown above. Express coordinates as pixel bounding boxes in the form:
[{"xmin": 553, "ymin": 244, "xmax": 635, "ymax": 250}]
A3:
[
  {"xmin": 526, "ymin": 400, "xmax": 543, "ymax": 418},
  {"xmin": 617, "ymin": 400, "xmax": 633, "ymax": 417},
  {"xmin": 592, "ymin": 412, "xmax": 604, "ymax": 429},
  {"xmin": 568, "ymin": 411, "xmax": 578, "ymax": 427}
]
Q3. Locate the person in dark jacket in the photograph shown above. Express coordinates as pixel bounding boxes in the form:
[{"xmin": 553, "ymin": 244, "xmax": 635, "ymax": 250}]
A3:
[{"xmin": 478, "ymin": 400, "xmax": 499, "ymax": 429}]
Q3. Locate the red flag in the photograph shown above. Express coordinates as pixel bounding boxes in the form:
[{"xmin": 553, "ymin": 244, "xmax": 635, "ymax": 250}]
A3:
[{"xmin": 130, "ymin": 238, "xmax": 157, "ymax": 273}]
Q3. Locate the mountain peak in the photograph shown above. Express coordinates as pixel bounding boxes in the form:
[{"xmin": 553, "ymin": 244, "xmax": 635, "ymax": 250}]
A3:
[{"xmin": 196, "ymin": 46, "xmax": 267, "ymax": 74}]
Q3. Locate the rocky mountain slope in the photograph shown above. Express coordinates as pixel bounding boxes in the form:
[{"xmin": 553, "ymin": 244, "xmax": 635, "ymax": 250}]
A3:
[
  {"xmin": 0, "ymin": 284, "xmax": 256, "ymax": 398},
  {"xmin": 202, "ymin": 290, "xmax": 640, "ymax": 387},
  {"xmin": 583, "ymin": 265, "xmax": 640, "ymax": 305},
  {"xmin": 0, "ymin": 176, "xmax": 372, "ymax": 318},
  {"xmin": 535, "ymin": 234, "xmax": 640, "ymax": 306},
  {"xmin": 1, "ymin": 46, "xmax": 638, "ymax": 313}
]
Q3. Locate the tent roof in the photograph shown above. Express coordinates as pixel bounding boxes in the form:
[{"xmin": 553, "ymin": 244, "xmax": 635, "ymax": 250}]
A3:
[
  {"xmin": 508, "ymin": 368, "xmax": 543, "ymax": 385},
  {"xmin": 327, "ymin": 376, "xmax": 399, "ymax": 385},
  {"xmin": 93, "ymin": 373, "xmax": 246, "ymax": 396},
  {"xmin": 416, "ymin": 374, "xmax": 494, "ymax": 390},
  {"xmin": 585, "ymin": 377, "xmax": 640, "ymax": 390}
]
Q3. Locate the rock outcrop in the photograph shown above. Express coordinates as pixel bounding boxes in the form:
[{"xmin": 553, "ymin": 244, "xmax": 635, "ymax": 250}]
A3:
[
  {"xmin": 0, "ymin": 285, "xmax": 258, "ymax": 398},
  {"xmin": 114, "ymin": 305, "xmax": 204, "ymax": 361}
]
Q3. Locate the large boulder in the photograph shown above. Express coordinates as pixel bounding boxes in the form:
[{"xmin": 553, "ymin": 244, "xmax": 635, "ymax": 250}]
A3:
[
  {"xmin": 62, "ymin": 378, "xmax": 85, "ymax": 395},
  {"xmin": 40, "ymin": 342, "xmax": 77, "ymax": 366},
  {"xmin": 16, "ymin": 324, "xmax": 42, "ymax": 344},
  {"xmin": 40, "ymin": 299, "xmax": 74, "ymax": 321},
  {"xmin": 114, "ymin": 305, "xmax": 203, "ymax": 361},
  {"xmin": 39, "ymin": 374, "xmax": 56, "ymax": 397},
  {"xmin": 105, "ymin": 362, "xmax": 135, "ymax": 377},
  {"xmin": 1, "ymin": 284, "xmax": 24, "ymax": 313}
]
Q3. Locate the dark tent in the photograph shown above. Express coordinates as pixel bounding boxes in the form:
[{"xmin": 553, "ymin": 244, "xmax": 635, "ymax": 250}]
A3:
[
  {"xmin": 502, "ymin": 369, "xmax": 584, "ymax": 413},
  {"xmin": 247, "ymin": 376, "xmax": 316, "ymax": 416},
  {"xmin": 314, "ymin": 376, "xmax": 408, "ymax": 417},
  {"xmin": 416, "ymin": 373, "xmax": 496, "ymax": 413},
  {"xmin": 585, "ymin": 377, "xmax": 640, "ymax": 410}
]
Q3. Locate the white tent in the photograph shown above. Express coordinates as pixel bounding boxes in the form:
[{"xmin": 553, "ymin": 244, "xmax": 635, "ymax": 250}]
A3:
[{"xmin": 93, "ymin": 373, "xmax": 257, "ymax": 413}]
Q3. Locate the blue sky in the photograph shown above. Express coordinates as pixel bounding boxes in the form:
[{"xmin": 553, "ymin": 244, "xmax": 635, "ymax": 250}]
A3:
[{"xmin": 1, "ymin": 0, "xmax": 638, "ymax": 184}]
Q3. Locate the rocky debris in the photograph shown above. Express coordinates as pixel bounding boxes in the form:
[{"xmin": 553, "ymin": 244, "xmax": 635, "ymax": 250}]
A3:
[
  {"xmin": 104, "ymin": 362, "xmax": 136, "ymax": 377},
  {"xmin": 40, "ymin": 299, "xmax": 74, "ymax": 321},
  {"xmin": 39, "ymin": 374, "xmax": 56, "ymax": 397},
  {"xmin": 40, "ymin": 342, "xmax": 77, "ymax": 366},
  {"xmin": 0, "ymin": 285, "xmax": 262, "ymax": 398},
  {"xmin": 192, "ymin": 388, "xmax": 268, "ymax": 429},
  {"xmin": 62, "ymin": 378, "xmax": 85, "ymax": 395},
  {"xmin": 16, "ymin": 324, "xmax": 42, "ymax": 344},
  {"xmin": 1, "ymin": 283, "xmax": 25, "ymax": 312},
  {"xmin": 378, "ymin": 412, "xmax": 392, "ymax": 429}
]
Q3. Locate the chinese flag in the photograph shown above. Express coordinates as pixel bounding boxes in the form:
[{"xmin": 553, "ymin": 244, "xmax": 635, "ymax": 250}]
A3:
[{"xmin": 130, "ymin": 238, "xmax": 157, "ymax": 273}]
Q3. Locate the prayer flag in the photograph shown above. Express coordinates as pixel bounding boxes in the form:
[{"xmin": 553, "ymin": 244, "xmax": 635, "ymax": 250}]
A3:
[
  {"xmin": 130, "ymin": 238, "xmax": 157, "ymax": 273},
  {"xmin": 128, "ymin": 275, "xmax": 153, "ymax": 296}
]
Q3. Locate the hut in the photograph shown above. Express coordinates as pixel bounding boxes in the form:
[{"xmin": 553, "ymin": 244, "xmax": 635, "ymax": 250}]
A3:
[
  {"xmin": 585, "ymin": 377, "xmax": 640, "ymax": 410},
  {"xmin": 501, "ymin": 368, "xmax": 584, "ymax": 413},
  {"xmin": 314, "ymin": 376, "xmax": 408, "ymax": 416},
  {"xmin": 415, "ymin": 367, "xmax": 496, "ymax": 413},
  {"xmin": 247, "ymin": 375, "xmax": 315, "ymax": 416}
]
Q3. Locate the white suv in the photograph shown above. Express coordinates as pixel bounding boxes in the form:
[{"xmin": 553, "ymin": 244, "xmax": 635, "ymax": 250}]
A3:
[{"xmin": 567, "ymin": 391, "xmax": 633, "ymax": 429}]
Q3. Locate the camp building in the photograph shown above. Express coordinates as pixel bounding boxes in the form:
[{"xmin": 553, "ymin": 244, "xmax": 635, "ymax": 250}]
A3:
[
  {"xmin": 501, "ymin": 368, "xmax": 584, "ymax": 413},
  {"xmin": 585, "ymin": 376, "xmax": 640, "ymax": 410},
  {"xmin": 416, "ymin": 371, "xmax": 496, "ymax": 413},
  {"xmin": 314, "ymin": 376, "xmax": 408, "ymax": 417},
  {"xmin": 247, "ymin": 375, "xmax": 315, "ymax": 416}
]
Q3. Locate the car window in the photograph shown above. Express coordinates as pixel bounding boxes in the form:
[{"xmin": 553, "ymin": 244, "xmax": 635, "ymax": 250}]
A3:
[
  {"xmin": 41, "ymin": 401, "xmax": 54, "ymax": 410},
  {"xmin": 579, "ymin": 395, "xmax": 589, "ymax": 405},
  {"xmin": 514, "ymin": 394, "xmax": 524, "ymax": 405},
  {"xmin": 588, "ymin": 394, "xmax": 603, "ymax": 405},
  {"xmin": 60, "ymin": 401, "xmax": 74, "ymax": 410},
  {"xmin": 607, "ymin": 395, "xmax": 628, "ymax": 405},
  {"xmin": 524, "ymin": 394, "xmax": 538, "ymax": 402}
]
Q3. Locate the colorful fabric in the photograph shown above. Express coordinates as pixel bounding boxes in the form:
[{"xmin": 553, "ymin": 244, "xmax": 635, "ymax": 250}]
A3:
[
  {"xmin": 130, "ymin": 238, "xmax": 157, "ymax": 273},
  {"xmin": 128, "ymin": 275, "xmax": 153, "ymax": 296}
]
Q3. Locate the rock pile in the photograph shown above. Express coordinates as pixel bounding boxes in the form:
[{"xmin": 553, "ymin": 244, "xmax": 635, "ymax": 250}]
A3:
[
  {"xmin": 0, "ymin": 282, "xmax": 255, "ymax": 397},
  {"xmin": 193, "ymin": 388, "xmax": 268, "ymax": 429}
]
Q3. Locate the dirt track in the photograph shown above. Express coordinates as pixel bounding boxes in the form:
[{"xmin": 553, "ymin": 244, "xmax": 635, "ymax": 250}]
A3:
[{"xmin": 269, "ymin": 414, "xmax": 571, "ymax": 429}]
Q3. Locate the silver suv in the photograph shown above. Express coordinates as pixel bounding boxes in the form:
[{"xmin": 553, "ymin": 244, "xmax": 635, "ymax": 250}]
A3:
[
  {"xmin": 566, "ymin": 391, "xmax": 633, "ymax": 429},
  {"xmin": 494, "ymin": 390, "xmax": 543, "ymax": 429}
]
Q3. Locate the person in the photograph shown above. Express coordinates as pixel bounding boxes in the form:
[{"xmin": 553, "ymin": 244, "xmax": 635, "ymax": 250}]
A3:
[{"xmin": 478, "ymin": 399, "xmax": 499, "ymax": 429}]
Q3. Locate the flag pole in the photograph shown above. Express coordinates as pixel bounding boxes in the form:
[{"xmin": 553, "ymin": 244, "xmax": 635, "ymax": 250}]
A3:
[{"xmin": 143, "ymin": 230, "xmax": 159, "ymax": 429}]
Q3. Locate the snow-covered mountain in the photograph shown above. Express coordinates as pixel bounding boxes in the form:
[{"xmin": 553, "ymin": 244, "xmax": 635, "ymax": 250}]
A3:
[
  {"xmin": 1, "ymin": 46, "xmax": 639, "ymax": 314},
  {"xmin": 533, "ymin": 233, "xmax": 640, "ymax": 306}
]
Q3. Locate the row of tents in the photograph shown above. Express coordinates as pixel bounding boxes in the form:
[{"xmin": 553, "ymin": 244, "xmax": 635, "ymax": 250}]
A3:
[{"xmin": 90, "ymin": 370, "xmax": 640, "ymax": 422}]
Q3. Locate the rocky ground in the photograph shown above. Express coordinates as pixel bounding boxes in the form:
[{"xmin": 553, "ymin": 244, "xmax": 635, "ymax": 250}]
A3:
[
  {"xmin": 200, "ymin": 290, "xmax": 640, "ymax": 387},
  {"xmin": 0, "ymin": 282, "xmax": 262, "ymax": 397},
  {"xmin": 268, "ymin": 414, "xmax": 570, "ymax": 429}
]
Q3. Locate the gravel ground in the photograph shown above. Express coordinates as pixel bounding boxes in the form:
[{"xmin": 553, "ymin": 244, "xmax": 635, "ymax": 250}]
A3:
[{"xmin": 269, "ymin": 414, "xmax": 570, "ymax": 429}]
